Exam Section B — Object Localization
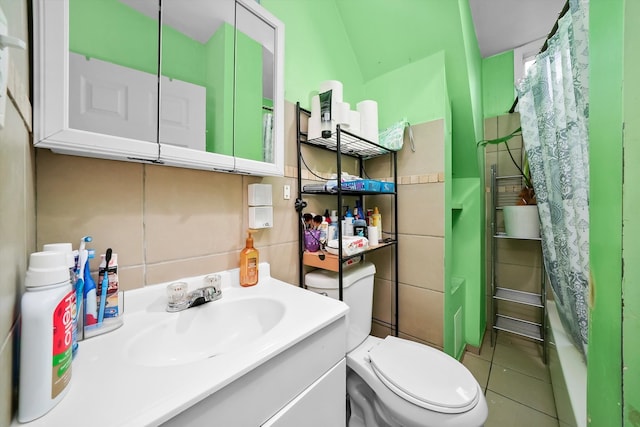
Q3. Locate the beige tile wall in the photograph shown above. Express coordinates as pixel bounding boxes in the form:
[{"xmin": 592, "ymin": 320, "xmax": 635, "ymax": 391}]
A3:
[
  {"xmin": 366, "ymin": 120, "xmax": 446, "ymax": 349},
  {"xmin": 0, "ymin": 1, "xmax": 33, "ymax": 425},
  {"xmin": 296, "ymin": 117, "xmax": 446, "ymax": 349},
  {"xmin": 484, "ymin": 115, "xmax": 544, "ymax": 327},
  {"xmin": 36, "ymin": 102, "xmax": 304, "ymax": 289}
]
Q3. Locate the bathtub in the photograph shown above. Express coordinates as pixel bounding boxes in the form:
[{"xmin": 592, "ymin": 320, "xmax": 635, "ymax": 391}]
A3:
[{"xmin": 546, "ymin": 300, "xmax": 587, "ymax": 427}]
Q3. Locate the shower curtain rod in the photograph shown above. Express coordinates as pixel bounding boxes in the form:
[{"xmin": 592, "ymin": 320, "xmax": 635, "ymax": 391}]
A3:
[{"xmin": 508, "ymin": 0, "xmax": 570, "ymax": 113}]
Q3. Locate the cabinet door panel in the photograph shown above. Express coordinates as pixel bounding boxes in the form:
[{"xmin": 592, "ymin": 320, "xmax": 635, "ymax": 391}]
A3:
[
  {"xmin": 261, "ymin": 359, "xmax": 346, "ymax": 427},
  {"xmin": 69, "ymin": 53, "xmax": 157, "ymax": 143},
  {"xmin": 159, "ymin": 77, "xmax": 206, "ymax": 151},
  {"xmin": 34, "ymin": 0, "xmax": 160, "ymax": 163}
]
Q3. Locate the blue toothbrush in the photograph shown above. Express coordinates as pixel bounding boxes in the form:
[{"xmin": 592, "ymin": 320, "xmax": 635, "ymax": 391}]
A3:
[
  {"xmin": 97, "ymin": 248, "xmax": 112, "ymax": 325},
  {"xmin": 75, "ymin": 236, "xmax": 93, "ymax": 321}
]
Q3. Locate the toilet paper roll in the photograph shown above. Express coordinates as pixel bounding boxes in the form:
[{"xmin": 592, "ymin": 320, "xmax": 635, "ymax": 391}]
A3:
[
  {"xmin": 367, "ymin": 226, "xmax": 379, "ymax": 246},
  {"xmin": 311, "ymin": 94, "xmax": 321, "ymax": 118},
  {"xmin": 349, "ymin": 110, "xmax": 361, "ymax": 135},
  {"xmin": 308, "ymin": 95, "xmax": 322, "ymax": 140},
  {"xmin": 319, "ymin": 80, "xmax": 343, "ymax": 103},
  {"xmin": 308, "ymin": 115, "xmax": 321, "ymax": 140},
  {"xmin": 336, "ymin": 102, "xmax": 351, "ymax": 127},
  {"xmin": 357, "ymin": 100, "xmax": 379, "ymax": 143}
]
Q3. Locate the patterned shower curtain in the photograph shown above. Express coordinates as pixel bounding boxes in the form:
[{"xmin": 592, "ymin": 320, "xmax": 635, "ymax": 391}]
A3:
[{"xmin": 516, "ymin": 0, "xmax": 589, "ymax": 358}]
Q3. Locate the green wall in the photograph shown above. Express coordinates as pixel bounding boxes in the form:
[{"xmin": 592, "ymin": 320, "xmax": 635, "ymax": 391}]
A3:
[
  {"xmin": 234, "ymin": 31, "xmax": 264, "ymax": 161},
  {"xmin": 482, "ymin": 51, "xmax": 515, "ymax": 118},
  {"xmin": 457, "ymin": 0, "xmax": 483, "ymax": 156},
  {"xmin": 623, "ymin": 0, "xmax": 640, "ymax": 424},
  {"xmin": 589, "ymin": 0, "xmax": 624, "ymax": 425},
  {"xmin": 262, "ymin": 0, "xmax": 485, "ymax": 180},
  {"xmin": 205, "ymin": 24, "xmax": 234, "ymax": 156},
  {"xmin": 69, "ymin": 0, "xmax": 158, "ymax": 74},
  {"xmin": 263, "ymin": 0, "xmax": 486, "ymax": 357},
  {"xmin": 455, "ymin": 0, "xmax": 485, "ymax": 352},
  {"xmin": 261, "ymin": 0, "xmax": 366, "ymax": 108},
  {"xmin": 161, "ymin": 25, "xmax": 207, "ymax": 85},
  {"xmin": 449, "ymin": 178, "xmax": 483, "ymax": 354},
  {"xmin": 363, "ymin": 52, "xmax": 447, "ymax": 129},
  {"xmin": 333, "ymin": 0, "xmax": 484, "ymax": 179}
]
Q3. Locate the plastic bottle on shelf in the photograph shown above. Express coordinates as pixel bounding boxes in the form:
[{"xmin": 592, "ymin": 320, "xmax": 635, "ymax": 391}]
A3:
[
  {"xmin": 19, "ymin": 251, "xmax": 74, "ymax": 422},
  {"xmin": 42, "ymin": 243, "xmax": 79, "ymax": 359},
  {"xmin": 319, "ymin": 218, "xmax": 329, "ymax": 244},
  {"xmin": 344, "ymin": 209, "xmax": 354, "ymax": 236},
  {"xmin": 372, "ymin": 207, "xmax": 382, "ymax": 238},
  {"xmin": 354, "ymin": 219, "xmax": 367, "ymax": 237},
  {"xmin": 330, "ymin": 210, "xmax": 339, "ymax": 224},
  {"xmin": 328, "ymin": 223, "xmax": 338, "ymax": 241},
  {"xmin": 323, "ymin": 209, "xmax": 332, "ymax": 224}
]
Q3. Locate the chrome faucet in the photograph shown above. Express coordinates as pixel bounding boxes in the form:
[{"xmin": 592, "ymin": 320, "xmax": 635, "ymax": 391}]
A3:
[{"xmin": 166, "ymin": 276, "xmax": 223, "ymax": 312}]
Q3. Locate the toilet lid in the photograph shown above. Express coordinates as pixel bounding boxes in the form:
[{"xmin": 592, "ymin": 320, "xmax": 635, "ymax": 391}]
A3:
[{"xmin": 368, "ymin": 336, "xmax": 479, "ymax": 413}]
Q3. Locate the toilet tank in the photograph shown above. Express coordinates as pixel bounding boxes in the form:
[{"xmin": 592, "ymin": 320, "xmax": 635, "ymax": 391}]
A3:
[{"xmin": 305, "ymin": 262, "xmax": 376, "ymax": 352}]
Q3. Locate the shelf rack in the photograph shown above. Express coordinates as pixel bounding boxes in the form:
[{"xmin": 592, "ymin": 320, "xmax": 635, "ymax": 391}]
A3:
[
  {"xmin": 296, "ymin": 103, "xmax": 399, "ymax": 336},
  {"xmin": 490, "ymin": 164, "xmax": 546, "ymax": 361}
]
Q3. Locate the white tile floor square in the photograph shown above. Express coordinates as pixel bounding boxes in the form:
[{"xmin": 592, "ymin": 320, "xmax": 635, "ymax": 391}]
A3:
[{"xmin": 462, "ymin": 332, "xmax": 559, "ymax": 427}]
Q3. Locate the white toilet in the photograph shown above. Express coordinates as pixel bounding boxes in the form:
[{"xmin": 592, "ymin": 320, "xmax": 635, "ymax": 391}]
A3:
[{"xmin": 305, "ymin": 262, "xmax": 488, "ymax": 427}]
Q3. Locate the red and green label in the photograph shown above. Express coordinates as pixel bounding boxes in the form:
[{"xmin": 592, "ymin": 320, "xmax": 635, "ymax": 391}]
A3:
[{"xmin": 52, "ymin": 291, "xmax": 74, "ymax": 398}]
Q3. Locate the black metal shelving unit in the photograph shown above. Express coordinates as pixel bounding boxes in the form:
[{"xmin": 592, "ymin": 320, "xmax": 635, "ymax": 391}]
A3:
[{"xmin": 296, "ymin": 103, "xmax": 399, "ymax": 336}]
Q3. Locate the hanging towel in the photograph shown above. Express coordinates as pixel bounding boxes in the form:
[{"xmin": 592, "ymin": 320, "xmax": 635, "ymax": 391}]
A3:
[{"xmin": 378, "ymin": 118, "xmax": 414, "ymax": 152}]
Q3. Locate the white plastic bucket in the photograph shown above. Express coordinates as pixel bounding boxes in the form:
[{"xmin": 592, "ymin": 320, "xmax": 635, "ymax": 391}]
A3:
[{"xmin": 503, "ymin": 205, "xmax": 540, "ymax": 238}]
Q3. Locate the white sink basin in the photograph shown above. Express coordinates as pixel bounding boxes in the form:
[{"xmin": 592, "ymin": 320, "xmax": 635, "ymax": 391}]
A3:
[
  {"xmin": 12, "ymin": 264, "xmax": 349, "ymax": 427},
  {"xmin": 125, "ymin": 296, "xmax": 286, "ymax": 367}
]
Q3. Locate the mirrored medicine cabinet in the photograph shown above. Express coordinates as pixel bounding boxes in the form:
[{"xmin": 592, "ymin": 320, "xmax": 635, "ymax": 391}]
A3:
[{"xmin": 33, "ymin": 0, "xmax": 284, "ymax": 176}]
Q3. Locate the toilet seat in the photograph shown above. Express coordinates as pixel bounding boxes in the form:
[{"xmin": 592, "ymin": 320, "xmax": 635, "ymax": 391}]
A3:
[{"xmin": 367, "ymin": 336, "xmax": 479, "ymax": 414}]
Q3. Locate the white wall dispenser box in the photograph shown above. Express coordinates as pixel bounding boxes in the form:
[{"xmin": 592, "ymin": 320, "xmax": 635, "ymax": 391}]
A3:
[
  {"xmin": 248, "ymin": 183, "xmax": 273, "ymax": 206},
  {"xmin": 248, "ymin": 184, "xmax": 273, "ymax": 229}
]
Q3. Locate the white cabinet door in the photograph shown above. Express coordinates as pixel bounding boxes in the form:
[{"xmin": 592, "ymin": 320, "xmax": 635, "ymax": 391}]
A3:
[
  {"xmin": 261, "ymin": 359, "xmax": 346, "ymax": 427},
  {"xmin": 69, "ymin": 53, "xmax": 207, "ymax": 152},
  {"xmin": 69, "ymin": 52, "xmax": 157, "ymax": 143},
  {"xmin": 159, "ymin": 76, "xmax": 206, "ymax": 151}
]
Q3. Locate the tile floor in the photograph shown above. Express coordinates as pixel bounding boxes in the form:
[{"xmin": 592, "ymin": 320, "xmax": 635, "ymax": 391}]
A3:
[{"xmin": 462, "ymin": 331, "xmax": 559, "ymax": 427}]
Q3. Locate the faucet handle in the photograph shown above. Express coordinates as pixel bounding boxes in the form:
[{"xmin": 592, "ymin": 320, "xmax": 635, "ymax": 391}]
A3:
[
  {"xmin": 166, "ymin": 282, "xmax": 190, "ymax": 312},
  {"xmin": 204, "ymin": 274, "xmax": 223, "ymax": 299},
  {"xmin": 204, "ymin": 274, "xmax": 222, "ymax": 289}
]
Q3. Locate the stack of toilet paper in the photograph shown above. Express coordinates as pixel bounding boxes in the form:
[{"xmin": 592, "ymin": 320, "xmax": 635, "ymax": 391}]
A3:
[
  {"xmin": 356, "ymin": 100, "xmax": 378, "ymax": 143},
  {"xmin": 308, "ymin": 80, "xmax": 378, "ymax": 143}
]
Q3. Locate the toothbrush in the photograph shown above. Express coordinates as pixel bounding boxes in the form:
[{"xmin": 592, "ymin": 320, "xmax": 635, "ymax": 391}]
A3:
[
  {"xmin": 74, "ymin": 248, "xmax": 88, "ymax": 323},
  {"xmin": 75, "ymin": 236, "xmax": 92, "ymax": 279},
  {"xmin": 79, "ymin": 235, "xmax": 92, "ymax": 255},
  {"xmin": 97, "ymin": 248, "xmax": 112, "ymax": 325},
  {"xmin": 83, "ymin": 254, "xmax": 98, "ymax": 326}
]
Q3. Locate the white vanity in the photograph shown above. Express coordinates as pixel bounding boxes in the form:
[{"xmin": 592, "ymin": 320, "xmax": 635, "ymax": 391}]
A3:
[{"xmin": 13, "ymin": 264, "xmax": 348, "ymax": 426}]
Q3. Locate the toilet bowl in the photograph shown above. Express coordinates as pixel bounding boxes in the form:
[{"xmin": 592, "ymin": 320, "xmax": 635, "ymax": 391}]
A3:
[
  {"xmin": 305, "ymin": 262, "xmax": 488, "ymax": 427},
  {"xmin": 347, "ymin": 335, "xmax": 488, "ymax": 427}
]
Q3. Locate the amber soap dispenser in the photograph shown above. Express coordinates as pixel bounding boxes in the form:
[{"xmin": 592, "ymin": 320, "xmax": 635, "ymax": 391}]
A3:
[{"xmin": 240, "ymin": 230, "xmax": 259, "ymax": 287}]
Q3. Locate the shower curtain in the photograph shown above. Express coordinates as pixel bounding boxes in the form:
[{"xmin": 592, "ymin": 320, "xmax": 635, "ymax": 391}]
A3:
[{"xmin": 516, "ymin": 0, "xmax": 589, "ymax": 357}]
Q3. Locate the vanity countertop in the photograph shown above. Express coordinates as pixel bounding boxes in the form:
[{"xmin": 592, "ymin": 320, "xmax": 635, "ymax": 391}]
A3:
[{"xmin": 13, "ymin": 264, "xmax": 348, "ymax": 427}]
